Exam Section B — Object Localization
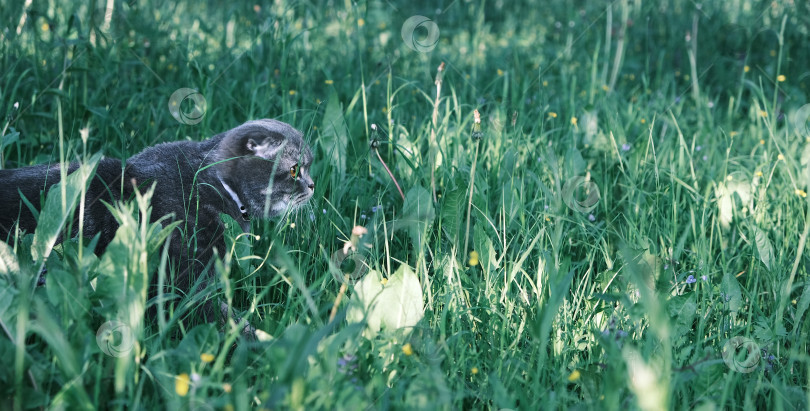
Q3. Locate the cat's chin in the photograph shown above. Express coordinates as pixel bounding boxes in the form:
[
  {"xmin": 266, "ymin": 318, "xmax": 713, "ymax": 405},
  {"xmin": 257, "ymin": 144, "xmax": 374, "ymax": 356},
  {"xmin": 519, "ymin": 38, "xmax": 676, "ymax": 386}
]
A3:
[{"xmin": 262, "ymin": 194, "xmax": 312, "ymax": 217}]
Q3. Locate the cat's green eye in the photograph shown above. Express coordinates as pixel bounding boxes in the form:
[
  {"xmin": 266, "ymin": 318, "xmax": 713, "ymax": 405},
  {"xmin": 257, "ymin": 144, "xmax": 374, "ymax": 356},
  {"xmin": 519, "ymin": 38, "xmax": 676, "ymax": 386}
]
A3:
[{"xmin": 290, "ymin": 164, "xmax": 299, "ymax": 179}]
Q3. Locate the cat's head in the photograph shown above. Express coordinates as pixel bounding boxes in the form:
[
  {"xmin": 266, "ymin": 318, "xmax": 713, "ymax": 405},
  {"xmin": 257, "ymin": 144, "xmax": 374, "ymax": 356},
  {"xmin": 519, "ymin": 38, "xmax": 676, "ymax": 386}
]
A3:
[{"xmin": 215, "ymin": 119, "xmax": 314, "ymax": 218}]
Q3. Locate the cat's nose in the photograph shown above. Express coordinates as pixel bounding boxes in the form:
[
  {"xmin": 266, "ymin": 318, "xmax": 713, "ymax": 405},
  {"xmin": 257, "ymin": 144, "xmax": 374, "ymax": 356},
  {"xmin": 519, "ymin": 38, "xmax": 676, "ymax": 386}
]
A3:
[{"xmin": 308, "ymin": 182, "xmax": 315, "ymax": 190}]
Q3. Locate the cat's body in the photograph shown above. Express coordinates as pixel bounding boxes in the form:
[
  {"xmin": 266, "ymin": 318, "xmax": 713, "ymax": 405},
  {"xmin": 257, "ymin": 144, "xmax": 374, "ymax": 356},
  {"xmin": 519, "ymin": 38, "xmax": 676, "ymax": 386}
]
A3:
[{"xmin": 0, "ymin": 119, "xmax": 314, "ymax": 333}]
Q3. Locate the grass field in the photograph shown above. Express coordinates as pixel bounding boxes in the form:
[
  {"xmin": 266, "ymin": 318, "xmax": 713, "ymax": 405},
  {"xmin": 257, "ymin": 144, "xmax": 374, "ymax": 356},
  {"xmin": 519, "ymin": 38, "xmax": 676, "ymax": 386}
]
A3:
[{"xmin": 2, "ymin": 0, "xmax": 810, "ymax": 409}]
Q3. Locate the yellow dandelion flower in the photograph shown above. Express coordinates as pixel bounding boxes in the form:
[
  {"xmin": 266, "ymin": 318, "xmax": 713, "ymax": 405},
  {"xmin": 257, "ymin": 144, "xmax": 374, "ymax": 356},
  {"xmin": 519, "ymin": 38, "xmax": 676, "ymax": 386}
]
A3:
[
  {"xmin": 729, "ymin": 131, "xmax": 738, "ymax": 137},
  {"xmin": 545, "ymin": 217, "xmax": 551, "ymax": 222},
  {"xmin": 640, "ymin": 119, "xmax": 646, "ymax": 124},
  {"xmin": 778, "ymin": 153, "xmax": 785, "ymax": 161},
  {"xmin": 777, "ymin": 75, "xmax": 786, "ymax": 82},
  {"xmin": 795, "ymin": 189, "xmax": 807, "ymax": 198},
  {"xmin": 759, "ymin": 139, "xmax": 765, "ymax": 145},
  {"xmin": 570, "ymin": 117, "xmax": 578, "ymax": 126},
  {"xmin": 357, "ymin": 18, "xmax": 365, "ymax": 27},
  {"xmin": 325, "ymin": 79, "xmax": 334, "ymax": 85},
  {"xmin": 41, "ymin": 23, "xmax": 49, "ymax": 31},
  {"xmin": 471, "ymin": 367, "xmax": 479, "ymax": 375},
  {"xmin": 176, "ymin": 373, "xmax": 190, "ymax": 396},
  {"xmin": 497, "ymin": 69, "xmax": 504, "ymax": 76},
  {"xmin": 744, "ymin": 65, "xmax": 750, "ymax": 73},
  {"xmin": 468, "ymin": 250, "xmax": 479, "ymax": 266},
  {"xmin": 755, "ymin": 171, "xmax": 763, "ymax": 177},
  {"xmin": 223, "ymin": 383, "xmax": 232, "ymax": 393},
  {"xmin": 289, "ymin": 90, "xmax": 297, "ymax": 95},
  {"xmin": 381, "ymin": 278, "xmax": 388, "ymax": 286},
  {"xmin": 548, "ymin": 112, "xmax": 557, "ymax": 119},
  {"xmin": 601, "ymin": 84, "xmax": 609, "ymax": 91},
  {"xmin": 402, "ymin": 343, "xmax": 413, "ymax": 356},
  {"xmin": 568, "ymin": 370, "xmax": 581, "ymax": 382},
  {"xmin": 758, "ymin": 110, "xmax": 768, "ymax": 118},
  {"xmin": 201, "ymin": 353, "xmax": 215, "ymax": 363}
]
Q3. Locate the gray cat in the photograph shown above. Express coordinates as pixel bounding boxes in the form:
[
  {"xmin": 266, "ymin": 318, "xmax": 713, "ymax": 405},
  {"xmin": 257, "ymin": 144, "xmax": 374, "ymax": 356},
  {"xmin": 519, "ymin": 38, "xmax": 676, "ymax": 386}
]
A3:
[{"xmin": 0, "ymin": 119, "xmax": 314, "ymax": 335}]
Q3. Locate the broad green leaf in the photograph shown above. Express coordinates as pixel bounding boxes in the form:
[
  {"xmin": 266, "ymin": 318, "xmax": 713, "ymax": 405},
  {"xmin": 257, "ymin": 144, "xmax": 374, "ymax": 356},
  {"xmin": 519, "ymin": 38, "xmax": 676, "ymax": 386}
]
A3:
[
  {"xmin": 45, "ymin": 265, "xmax": 90, "ymax": 319},
  {"xmin": 1, "ymin": 130, "xmax": 20, "ymax": 150},
  {"xmin": 347, "ymin": 264, "xmax": 424, "ymax": 338},
  {"xmin": 397, "ymin": 185, "xmax": 435, "ymax": 251},
  {"xmin": 563, "ymin": 145, "xmax": 586, "ymax": 177},
  {"xmin": 753, "ymin": 226, "xmax": 774, "ymax": 270},
  {"xmin": 32, "ymin": 154, "xmax": 102, "ymax": 264},
  {"xmin": 0, "ymin": 242, "xmax": 17, "ymax": 328},
  {"xmin": 320, "ymin": 88, "xmax": 348, "ymax": 181},
  {"xmin": 721, "ymin": 271, "xmax": 743, "ymax": 317},
  {"xmin": 668, "ymin": 294, "xmax": 697, "ymax": 339},
  {"xmin": 793, "ymin": 282, "xmax": 810, "ymax": 337},
  {"xmin": 473, "ymin": 224, "xmax": 497, "ymax": 270},
  {"xmin": 0, "ymin": 240, "xmax": 19, "ymax": 279},
  {"xmin": 439, "ymin": 186, "xmax": 464, "ymax": 244}
]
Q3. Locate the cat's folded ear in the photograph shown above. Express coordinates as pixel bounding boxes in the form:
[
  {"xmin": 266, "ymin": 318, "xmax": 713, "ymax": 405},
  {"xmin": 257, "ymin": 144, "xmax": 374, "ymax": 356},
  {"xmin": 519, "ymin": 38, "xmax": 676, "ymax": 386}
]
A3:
[
  {"xmin": 219, "ymin": 123, "xmax": 289, "ymax": 160},
  {"xmin": 244, "ymin": 134, "xmax": 286, "ymax": 159}
]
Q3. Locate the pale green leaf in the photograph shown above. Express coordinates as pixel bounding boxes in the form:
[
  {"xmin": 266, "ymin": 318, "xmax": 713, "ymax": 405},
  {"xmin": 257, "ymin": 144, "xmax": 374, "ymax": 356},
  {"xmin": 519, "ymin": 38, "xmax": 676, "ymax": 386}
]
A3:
[
  {"xmin": 753, "ymin": 226, "xmax": 774, "ymax": 270},
  {"xmin": 397, "ymin": 185, "xmax": 435, "ymax": 251},
  {"xmin": 32, "ymin": 154, "xmax": 102, "ymax": 264},
  {"xmin": 347, "ymin": 264, "xmax": 424, "ymax": 338},
  {"xmin": 320, "ymin": 88, "xmax": 348, "ymax": 181},
  {"xmin": 722, "ymin": 271, "xmax": 743, "ymax": 317}
]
